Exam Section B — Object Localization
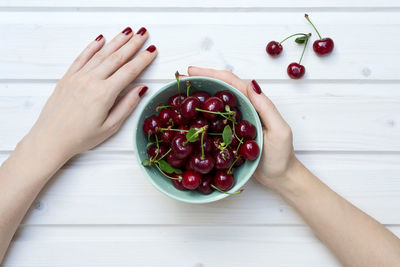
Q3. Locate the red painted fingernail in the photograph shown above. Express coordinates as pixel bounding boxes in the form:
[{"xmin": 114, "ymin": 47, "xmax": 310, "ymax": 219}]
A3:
[
  {"xmin": 95, "ymin": 34, "xmax": 103, "ymax": 41},
  {"xmin": 146, "ymin": 45, "xmax": 156, "ymax": 53},
  {"xmin": 137, "ymin": 27, "xmax": 147, "ymax": 36},
  {"xmin": 251, "ymin": 80, "xmax": 261, "ymax": 94},
  {"xmin": 139, "ymin": 86, "xmax": 148, "ymax": 97},
  {"xmin": 122, "ymin": 27, "xmax": 132, "ymax": 35}
]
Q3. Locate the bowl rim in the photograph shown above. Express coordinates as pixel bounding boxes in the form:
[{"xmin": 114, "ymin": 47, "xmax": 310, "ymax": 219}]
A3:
[{"xmin": 132, "ymin": 76, "xmax": 263, "ymax": 204}]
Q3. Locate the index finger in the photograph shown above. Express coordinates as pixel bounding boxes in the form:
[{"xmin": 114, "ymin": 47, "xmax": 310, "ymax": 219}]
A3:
[{"xmin": 187, "ymin": 66, "xmax": 248, "ymax": 97}]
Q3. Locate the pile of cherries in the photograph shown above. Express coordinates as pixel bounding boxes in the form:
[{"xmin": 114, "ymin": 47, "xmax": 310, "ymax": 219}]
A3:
[
  {"xmin": 142, "ymin": 73, "xmax": 260, "ymax": 195},
  {"xmin": 266, "ymin": 14, "xmax": 334, "ymax": 79}
]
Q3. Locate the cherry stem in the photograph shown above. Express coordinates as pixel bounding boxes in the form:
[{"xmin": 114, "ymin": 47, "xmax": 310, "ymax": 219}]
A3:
[
  {"xmin": 305, "ymin": 14, "xmax": 322, "ymax": 39},
  {"xmin": 227, "ymin": 155, "xmax": 241, "ymax": 174},
  {"xmin": 279, "ymin": 33, "xmax": 309, "ymax": 45},
  {"xmin": 200, "ymin": 131, "xmax": 205, "ymax": 159},
  {"xmin": 231, "ymin": 120, "xmax": 243, "ymax": 145},
  {"xmin": 155, "ymin": 164, "xmax": 181, "ymax": 180},
  {"xmin": 156, "ymin": 105, "xmax": 173, "ymax": 112},
  {"xmin": 175, "ymin": 71, "xmax": 181, "ymax": 104},
  {"xmin": 211, "ymin": 185, "xmax": 243, "ymax": 195},
  {"xmin": 160, "ymin": 128, "xmax": 188, "ymax": 132},
  {"xmin": 207, "ymin": 132, "xmax": 223, "ymax": 136},
  {"xmin": 299, "ymin": 33, "xmax": 311, "ymax": 65},
  {"xmin": 195, "ymin": 108, "xmax": 233, "ymax": 116},
  {"xmin": 186, "ymin": 81, "xmax": 191, "ymax": 97},
  {"xmin": 156, "ymin": 148, "xmax": 171, "ymax": 162}
]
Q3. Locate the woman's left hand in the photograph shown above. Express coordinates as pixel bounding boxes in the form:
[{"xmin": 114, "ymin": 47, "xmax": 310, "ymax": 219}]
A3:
[{"xmin": 24, "ymin": 27, "xmax": 157, "ymax": 161}]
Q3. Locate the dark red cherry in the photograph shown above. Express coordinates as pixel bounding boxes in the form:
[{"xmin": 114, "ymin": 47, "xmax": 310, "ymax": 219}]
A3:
[
  {"xmin": 143, "ymin": 116, "xmax": 161, "ymax": 135},
  {"xmin": 201, "ymin": 97, "xmax": 224, "ymax": 119},
  {"xmin": 313, "ymin": 38, "xmax": 334, "ymax": 55},
  {"xmin": 182, "ymin": 170, "xmax": 202, "ymax": 190},
  {"xmin": 147, "ymin": 144, "xmax": 168, "ymax": 160},
  {"xmin": 158, "ymin": 130, "xmax": 175, "ymax": 145},
  {"xmin": 171, "ymin": 109, "xmax": 188, "ymax": 125},
  {"xmin": 230, "ymin": 133, "xmax": 240, "ymax": 148},
  {"xmin": 158, "ymin": 108, "xmax": 174, "ymax": 127},
  {"xmin": 171, "ymin": 174, "xmax": 186, "ymax": 191},
  {"xmin": 193, "ymin": 116, "xmax": 209, "ymax": 128},
  {"xmin": 191, "ymin": 90, "xmax": 211, "ymax": 103},
  {"xmin": 197, "ymin": 176, "xmax": 214, "ymax": 195},
  {"xmin": 239, "ymin": 140, "xmax": 260, "ymax": 160},
  {"xmin": 185, "ymin": 160, "xmax": 193, "ymax": 171},
  {"xmin": 214, "ymin": 171, "xmax": 234, "ymax": 191},
  {"xmin": 180, "ymin": 96, "xmax": 201, "ymax": 120},
  {"xmin": 232, "ymin": 149, "xmax": 245, "ymax": 167},
  {"xmin": 210, "ymin": 118, "xmax": 226, "ymax": 133},
  {"xmin": 195, "ymin": 136, "xmax": 213, "ymax": 154},
  {"xmin": 168, "ymin": 94, "xmax": 186, "ymax": 108},
  {"xmin": 214, "ymin": 90, "xmax": 237, "ymax": 107},
  {"xmin": 166, "ymin": 152, "xmax": 186, "ymax": 168},
  {"xmin": 231, "ymin": 107, "xmax": 242, "ymax": 122},
  {"xmin": 235, "ymin": 120, "xmax": 256, "ymax": 140},
  {"xmin": 266, "ymin": 41, "xmax": 283, "ymax": 57},
  {"xmin": 171, "ymin": 135, "xmax": 193, "ymax": 159},
  {"xmin": 214, "ymin": 149, "xmax": 234, "ymax": 170},
  {"xmin": 188, "ymin": 154, "xmax": 215, "ymax": 174},
  {"xmin": 287, "ymin": 63, "xmax": 305, "ymax": 79}
]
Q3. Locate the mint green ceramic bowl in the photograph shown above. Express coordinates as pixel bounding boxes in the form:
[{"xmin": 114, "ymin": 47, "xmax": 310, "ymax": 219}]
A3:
[{"xmin": 133, "ymin": 77, "xmax": 263, "ymax": 204}]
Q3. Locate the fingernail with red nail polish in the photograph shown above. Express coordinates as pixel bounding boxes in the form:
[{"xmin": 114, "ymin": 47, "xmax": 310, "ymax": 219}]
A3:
[
  {"xmin": 95, "ymin": 34, "xmax": 103, "ymax": 41},
  {"xmin": 139, "ymin": 86, "xmax": 148, "ymax": 97},
  {"xmin": 251, "ymin": 80, "xmax": 262, "ymax": 94},
  {"xmin": 146, "ymin": 45, "xmax": 156, "ymax": 53},
  {"xmin": 122, "ymin": 27, "xmax": 132, "ymax": 35},
  {"xmin": 137, "ymin": 27, "xmax": 147, "ymax": 36}
]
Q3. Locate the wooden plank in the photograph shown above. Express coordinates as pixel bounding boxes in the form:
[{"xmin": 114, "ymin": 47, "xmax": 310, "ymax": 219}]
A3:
[
  {"xmin": 4, "ymin": 225, "xmax": 400, "ymax": 266},
  {"xmin": 1, "ymin": 82, "xmax": 399, "ymax": 152},
  {"xmin": 1, "ymin": 151, "xmax": 399, "ymax": 225},
  {"xmin": 4, "ymin": 225, "xmax": 343, "ymax": 266},
  {"xmin": 0, "ymin": 12, "xmax": 400, "ymax": 80},
  {"xmin": 1, "ymin": 0, "xmax": 399, "ymax": 8}
]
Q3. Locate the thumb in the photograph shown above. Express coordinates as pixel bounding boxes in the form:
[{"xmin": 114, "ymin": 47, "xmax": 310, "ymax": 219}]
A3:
[{"xmin": 246, "ymin": 80, "xmax": 287, "ymax": 130}]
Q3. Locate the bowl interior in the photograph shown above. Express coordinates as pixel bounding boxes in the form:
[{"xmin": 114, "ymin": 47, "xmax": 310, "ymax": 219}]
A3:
[{"xmin": 133, "ymin": 77, "xmax": 262, "ymax": 204}]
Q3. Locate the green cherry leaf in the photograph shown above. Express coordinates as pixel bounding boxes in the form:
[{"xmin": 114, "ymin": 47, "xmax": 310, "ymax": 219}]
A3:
[
  {"xmin": 186, "ymin": 128, "xmax": 200, "ymax": 143},
  {"xmin": 158, "ymin": 160, "xmax": 182, "ymax": 174},
  {"xmin": 142, "ymin": 159, "xmax": 150, "ymax": 166},
  {"xmin": 295, "ymin": 36, "xmax": 308, "ymax": 44},
  {"xmin": 225, "ymin": 105, "xmax": 231, "ymax": 112},
  {"xmin": 222, "ymin": 125, "xmax": 233, "ymax": 147}
]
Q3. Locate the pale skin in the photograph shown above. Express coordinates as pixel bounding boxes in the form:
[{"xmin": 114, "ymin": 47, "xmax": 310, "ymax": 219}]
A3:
[{"xmin": 0, "ymin": 34, "xmax": 400, "ymax": 267}]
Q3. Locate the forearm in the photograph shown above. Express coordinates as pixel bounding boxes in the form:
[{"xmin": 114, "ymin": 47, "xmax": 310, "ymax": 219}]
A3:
[
  {"xmin": 274, "ymin": 158, "xmax": 400, "ymax": 267},
  {"xmin": 0, "ymin": 133, "xmax": 69, "ymax": 262}
]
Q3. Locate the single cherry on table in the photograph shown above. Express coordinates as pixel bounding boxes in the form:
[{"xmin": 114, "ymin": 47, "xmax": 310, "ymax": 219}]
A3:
[{"xmin": 305, "ymin": 14, "xmax": 334, "ymax": 56}]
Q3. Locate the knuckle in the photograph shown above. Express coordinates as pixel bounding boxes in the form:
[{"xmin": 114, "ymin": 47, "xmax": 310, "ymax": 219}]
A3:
[{"xmin": 110, "ymin": 52, "xmax": 125, "ymax": 65}]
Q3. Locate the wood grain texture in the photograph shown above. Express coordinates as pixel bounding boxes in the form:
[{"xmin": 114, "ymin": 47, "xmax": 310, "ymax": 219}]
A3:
[
  {"xmin": 4, "ymin": 225, "xmax": 400, "ymax": 266},
  {"xmin": 1, "ymin": 82, "xmax": 399, "ymax": 152},
  {"xmin": 1, "ymin": 0, "xmax": 399, "ymax": 8},
  {"xmin": 0, "ymin": 151, "xmax": 398, "ymax": 225},
  {"xmin": 0, "ymin": 12, "xmax": 399, "ymax": 80},
  {"xmin": 3, "ymin": 225, "xmax": 343, "ymax": 266}
]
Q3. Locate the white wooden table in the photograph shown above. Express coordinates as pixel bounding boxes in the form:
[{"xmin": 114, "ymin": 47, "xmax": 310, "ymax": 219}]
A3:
[{"xmin": 1, "ymin": 1, "xmax": 400, "ymax": 266}]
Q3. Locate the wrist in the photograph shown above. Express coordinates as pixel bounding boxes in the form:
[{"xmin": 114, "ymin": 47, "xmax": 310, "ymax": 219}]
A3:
[
  {"xmin": 10, "ymin": 132, "xmax": 72, "ymax": 182},
  {"xmin": 272, "ymin": 157, "xmax": 312, "ymax": 202}
]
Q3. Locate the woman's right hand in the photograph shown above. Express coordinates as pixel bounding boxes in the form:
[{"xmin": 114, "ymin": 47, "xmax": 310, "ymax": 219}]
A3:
[{"xmin": 188, "ymin": 67, "xmax": 299, "ymax": 191}]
